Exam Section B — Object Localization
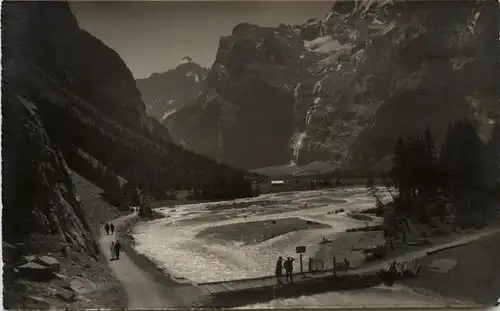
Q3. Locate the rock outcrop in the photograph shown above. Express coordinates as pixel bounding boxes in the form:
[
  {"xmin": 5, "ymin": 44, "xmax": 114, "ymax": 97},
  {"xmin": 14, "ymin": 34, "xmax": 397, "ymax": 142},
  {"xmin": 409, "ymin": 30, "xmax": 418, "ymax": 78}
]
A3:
[
  {"xmin": 161, "ymin": 0, "xmax": 500, "ymax": 170},
  {"xmin": 3, "ymin": 1, "xmax": 154, "ymax": 134},
  {"xmin": 2, "ymin": 1, "xmax": 253, "ymax": 202},
  {"xmin": 2, "ymin": 1, "xmax": 252, "ymax": 308},
  {"xmin": 2, "ymin": 93, "xmax": 97, "ymax": 254},
  {"xmin": 136, "ymin": 58, "xmax": 208, "ymax": 121}
]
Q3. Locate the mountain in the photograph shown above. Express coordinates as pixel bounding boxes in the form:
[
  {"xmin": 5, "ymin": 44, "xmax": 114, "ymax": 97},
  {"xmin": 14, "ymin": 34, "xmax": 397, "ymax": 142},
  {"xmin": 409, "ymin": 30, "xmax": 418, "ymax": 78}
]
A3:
[
  {"xmin": 3, "ymin": 1, "xmax": 254, "ymax": 203},
  {"xmin": 161, "ymin": 0, "xmax": 500, "ymax": 171},
  {"xmin": 3, "ymin": 1, "xmax": 155, "ymax": 135},
  {"xmin": 2, "ymin": 92, "xmax": 98, "ymax": 253},
  {"xmin": 2, "ymin": 1, "xmax": 256, "ymax": 307},
  {"xmin": 136, "ymin": 57, "xmax": 208, "ymax": 122}
]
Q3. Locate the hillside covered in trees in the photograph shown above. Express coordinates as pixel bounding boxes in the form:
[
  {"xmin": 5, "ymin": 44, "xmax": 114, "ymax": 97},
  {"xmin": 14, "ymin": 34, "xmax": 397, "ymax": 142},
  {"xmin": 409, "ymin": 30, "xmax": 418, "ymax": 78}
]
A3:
[{"xmin": 3, "ymin": 1, "xmax": 256, "ymax": 207}]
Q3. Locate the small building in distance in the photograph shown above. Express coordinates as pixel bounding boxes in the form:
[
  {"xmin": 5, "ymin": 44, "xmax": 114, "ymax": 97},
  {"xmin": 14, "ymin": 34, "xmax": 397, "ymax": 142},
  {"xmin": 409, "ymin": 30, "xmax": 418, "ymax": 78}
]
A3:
[{"xmin": 271, "ymin": 180, "xmax": 285, "ymax": 186}]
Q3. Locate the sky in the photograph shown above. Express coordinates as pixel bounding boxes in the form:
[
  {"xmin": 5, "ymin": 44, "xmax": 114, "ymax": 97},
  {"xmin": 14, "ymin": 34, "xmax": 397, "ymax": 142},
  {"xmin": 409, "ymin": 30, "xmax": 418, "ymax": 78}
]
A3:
[{"xmin": 69, "ymin": 1, "xmax": 333, "ymax": 79}]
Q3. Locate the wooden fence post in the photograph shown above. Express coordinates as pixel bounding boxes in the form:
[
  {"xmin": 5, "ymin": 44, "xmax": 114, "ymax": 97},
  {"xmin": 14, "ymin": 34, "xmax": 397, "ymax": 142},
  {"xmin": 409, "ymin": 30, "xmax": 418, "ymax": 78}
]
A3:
[{"xmin": 333, "ymin": 256, "xmax": 336, "ymax": 275}]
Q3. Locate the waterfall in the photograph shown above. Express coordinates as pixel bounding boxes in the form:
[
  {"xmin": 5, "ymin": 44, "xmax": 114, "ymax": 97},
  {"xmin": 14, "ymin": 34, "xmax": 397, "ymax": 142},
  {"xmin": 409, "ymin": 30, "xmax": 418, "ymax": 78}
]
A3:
[
  {"xmin": 290, "ymin": 132, "xmax": 307, "ymax": 167},
  {"xmin": 294, "ymin": 83, "xmax": 302, "ymax": 99},
  {"xmin": 290, "ymin": 95, "xmax": 322, "ymax": 167},
  {"xmin": 306, "ymin": 97, "xmax": 321, "ymax": 125},
  {"xmin": 313, "ymin": 76, "xmax": 328, "ymax": 97}
]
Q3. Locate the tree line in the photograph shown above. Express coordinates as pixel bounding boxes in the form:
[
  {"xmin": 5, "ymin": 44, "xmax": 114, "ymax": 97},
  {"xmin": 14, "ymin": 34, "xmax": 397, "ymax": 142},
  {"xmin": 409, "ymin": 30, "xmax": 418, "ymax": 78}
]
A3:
[
  {"xmin": 383, "ymin": 119, "xmax": 499, "ymax": 221},
  {"xmin": 31, "ymin": 86, "xmax": 255, "ymax": 202}
]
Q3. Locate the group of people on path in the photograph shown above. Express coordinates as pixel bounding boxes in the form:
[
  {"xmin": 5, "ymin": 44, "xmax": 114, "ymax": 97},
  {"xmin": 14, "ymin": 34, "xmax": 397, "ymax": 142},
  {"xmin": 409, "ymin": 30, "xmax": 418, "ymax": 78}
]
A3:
[
  {"xmin": 104, "ymin": 222, "xmax": 115, "ymax": 235},
  {"xmin": 103, "ymin": 222, "xmax": 122, "ymax": 260},
  {"xmin": 275, "ymin": 256, "xmax": 295, "ymax": 285}
]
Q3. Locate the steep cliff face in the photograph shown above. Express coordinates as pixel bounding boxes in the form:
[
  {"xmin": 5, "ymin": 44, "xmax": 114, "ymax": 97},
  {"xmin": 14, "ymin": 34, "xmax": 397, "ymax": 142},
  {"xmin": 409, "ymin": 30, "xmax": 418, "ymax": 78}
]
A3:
[
  {"xmin": 2, "ymin": 92, "xmax": 97, "ymax": 253},
  {"xmin": 3, "ymin": 1, "xmax": 252, "ymax": 202},
  {"xmin": 3, "ymin": 1, "xmax": 155, "ymax": 134},
  {"xmin": 136, "ymin": 57, "xmax": 209, "ymax": 121},
  {"xmin": 163, "ymin": 0, "xmax": 499, "ymax": 170},
  {"xmin": 165, "ymin": 23, "xmax": 311, "ymax": 168},
  {"xmin": 328, "ymin": 0, "xmax": 500, "ymax": 167}
]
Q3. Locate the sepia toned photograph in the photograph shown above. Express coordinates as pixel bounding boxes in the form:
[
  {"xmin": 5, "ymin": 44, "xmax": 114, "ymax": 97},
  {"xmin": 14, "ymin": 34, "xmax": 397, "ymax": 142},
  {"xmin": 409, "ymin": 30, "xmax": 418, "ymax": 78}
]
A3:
[{"xmin": 1, "ymin": 0, "xmax": 499, "ymax": 309}]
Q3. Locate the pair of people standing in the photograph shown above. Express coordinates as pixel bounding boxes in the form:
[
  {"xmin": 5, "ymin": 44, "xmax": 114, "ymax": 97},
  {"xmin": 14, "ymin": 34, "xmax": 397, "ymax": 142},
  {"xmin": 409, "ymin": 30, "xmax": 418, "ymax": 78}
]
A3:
[
  {"xmin": 104, "ymin": 222, "xmax": 115, "ymax": 235},
  {"xmin": 275, "ymin": 256, "xmax": 294, "ymax": 285},
  {"xmin": 110, "ymin": 240, "xmax": 122, "ymax": 260}
]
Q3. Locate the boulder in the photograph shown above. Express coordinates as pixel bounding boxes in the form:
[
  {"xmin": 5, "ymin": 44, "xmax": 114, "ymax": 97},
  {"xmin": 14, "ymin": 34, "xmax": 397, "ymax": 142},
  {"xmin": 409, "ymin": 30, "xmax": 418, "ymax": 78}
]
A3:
[
  {"xmin": 22, "ymin": 254, "xmax": 37, "ymax": 263},
  {"xmin": 35, "ymin": 255, "xmax": 60, "ymax": 273},
  {"xmin": 54, "ymin": 273, "xmax": 68, "ymax": 280},
  {"xmin": 69, "ymin": 276, "xmax": 97, "ymax": 295},
  {"xmin": 57, "ymin": 289, "xmax": 76, "ymax": 302},
  {"xmin": 17, "ymin": 262, "xmax": 55, "ymax": 281}
]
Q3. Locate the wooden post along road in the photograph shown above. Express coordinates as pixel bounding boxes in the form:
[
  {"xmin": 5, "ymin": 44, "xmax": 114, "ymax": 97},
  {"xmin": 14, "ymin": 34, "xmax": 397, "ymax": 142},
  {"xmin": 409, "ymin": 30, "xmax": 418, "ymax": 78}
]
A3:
[{"xmin": 296, "ymin": 245, "xmax": 306, "ymax": 275}]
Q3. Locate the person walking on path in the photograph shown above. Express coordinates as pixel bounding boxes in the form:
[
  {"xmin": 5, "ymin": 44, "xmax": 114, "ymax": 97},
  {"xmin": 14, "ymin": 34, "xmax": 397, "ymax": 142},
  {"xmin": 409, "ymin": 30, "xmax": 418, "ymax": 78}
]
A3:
[
  {"xmin": 284, "ymin": 257, "xmax": 294, "ymax": 283},
  {"xmin": 104, "ymin": 223, "xmax": 110, "ymax": 235},
  {"xmin": 110, "ymin": 241, "xmax": 115, "ymax": 260},
  {"xmin": 114, "ymin": 240, "xmax": 122, "ymax": 260},
  {"xmin": 275, "ymin": 256, "xmax": 284, "ymax": 285},
  {"xmin": 344, "ymin": 257, "xmax": 350, "ymax": 272},
  {"xmin": 110, "ymin": 223, "xmax": 115, "ymax": 235}
]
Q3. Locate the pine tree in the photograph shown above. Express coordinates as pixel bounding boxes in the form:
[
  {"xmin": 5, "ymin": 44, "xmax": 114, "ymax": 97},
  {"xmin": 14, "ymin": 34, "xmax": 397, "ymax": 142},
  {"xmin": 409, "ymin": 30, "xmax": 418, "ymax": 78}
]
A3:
[
  {"xmin": 423, "ymin": 126, "xmax": 438, "ymax": 199},
  {"xmin": 390, "ymin": 137, "xmax": 408, "ymax": 203},
  {"xmin": 439, "ymin": 119, "xmax": 485, "ymax": 199},
  {"xmin": 483, "ymin": 123, "xmax": 500, "ymax": 186}
]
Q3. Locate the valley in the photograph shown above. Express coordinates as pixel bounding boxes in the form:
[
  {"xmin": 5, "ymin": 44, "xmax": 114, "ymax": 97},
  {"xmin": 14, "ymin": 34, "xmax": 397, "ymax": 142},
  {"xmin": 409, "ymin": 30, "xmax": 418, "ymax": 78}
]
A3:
[{"xmin": 2, "ymin": 0, "xmax": 499, "ymax": 309}]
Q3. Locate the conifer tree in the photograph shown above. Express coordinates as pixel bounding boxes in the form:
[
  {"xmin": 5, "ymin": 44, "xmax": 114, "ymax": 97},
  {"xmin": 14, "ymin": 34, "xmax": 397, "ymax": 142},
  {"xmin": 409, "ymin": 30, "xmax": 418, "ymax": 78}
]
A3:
[
  {"xmin": 483, "ymin": 123, "xmax": 500, "ymax": 186},
  {"xmin": 423, "ymin": 126, "xmax": 438, "ymax": 199},
  {"xmin": 439, "ymin": 119, "xmax": 485, "ymax": 199},
  {"xmin": 390, "ymin": 137, "xmax": 408, "ymax": 203}
]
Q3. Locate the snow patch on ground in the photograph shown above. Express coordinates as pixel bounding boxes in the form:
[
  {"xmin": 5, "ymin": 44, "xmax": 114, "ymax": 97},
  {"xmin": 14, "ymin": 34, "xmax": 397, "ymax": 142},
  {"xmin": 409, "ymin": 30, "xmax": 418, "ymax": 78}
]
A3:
[
  {"xmin": 161, "ymin": 108, "xmax": 177, "ymax": 120},
  {"xmin": 304, "ymin": 36, "xmax": 348, "ymax": 53}
]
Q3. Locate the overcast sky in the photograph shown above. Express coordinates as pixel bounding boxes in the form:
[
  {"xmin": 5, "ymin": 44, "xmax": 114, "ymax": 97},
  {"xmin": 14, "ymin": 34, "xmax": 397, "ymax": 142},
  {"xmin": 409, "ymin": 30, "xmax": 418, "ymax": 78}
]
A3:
[{"xmin": 69, "ymin": 1, "xmax": 332, "ymax": 79}]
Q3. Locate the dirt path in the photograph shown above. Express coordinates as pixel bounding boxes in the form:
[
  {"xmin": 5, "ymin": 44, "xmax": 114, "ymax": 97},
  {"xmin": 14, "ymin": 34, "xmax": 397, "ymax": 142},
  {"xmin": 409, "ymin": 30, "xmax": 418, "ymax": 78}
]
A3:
[{"xmin": 98, "ymin": 213, "xmax": 181, "ymax": 309}]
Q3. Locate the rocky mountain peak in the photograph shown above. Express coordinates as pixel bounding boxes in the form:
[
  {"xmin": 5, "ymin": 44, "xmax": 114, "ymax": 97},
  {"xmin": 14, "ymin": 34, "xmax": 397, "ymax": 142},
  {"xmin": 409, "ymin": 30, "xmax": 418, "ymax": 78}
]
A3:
[
  {"xmin": 137, "ymin": 58, "xmax": 208, "ymax": 121},
  {"xmin": 3, "ymin": 1, "xmax": 157, "ymax": 135},
  {"xmin": 148, "ymin": 0, "xmax": 500, "ymax": 171},
  {"xmin": 182, "ymin": 56, "xmax": 194, "ymax": 63}
]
